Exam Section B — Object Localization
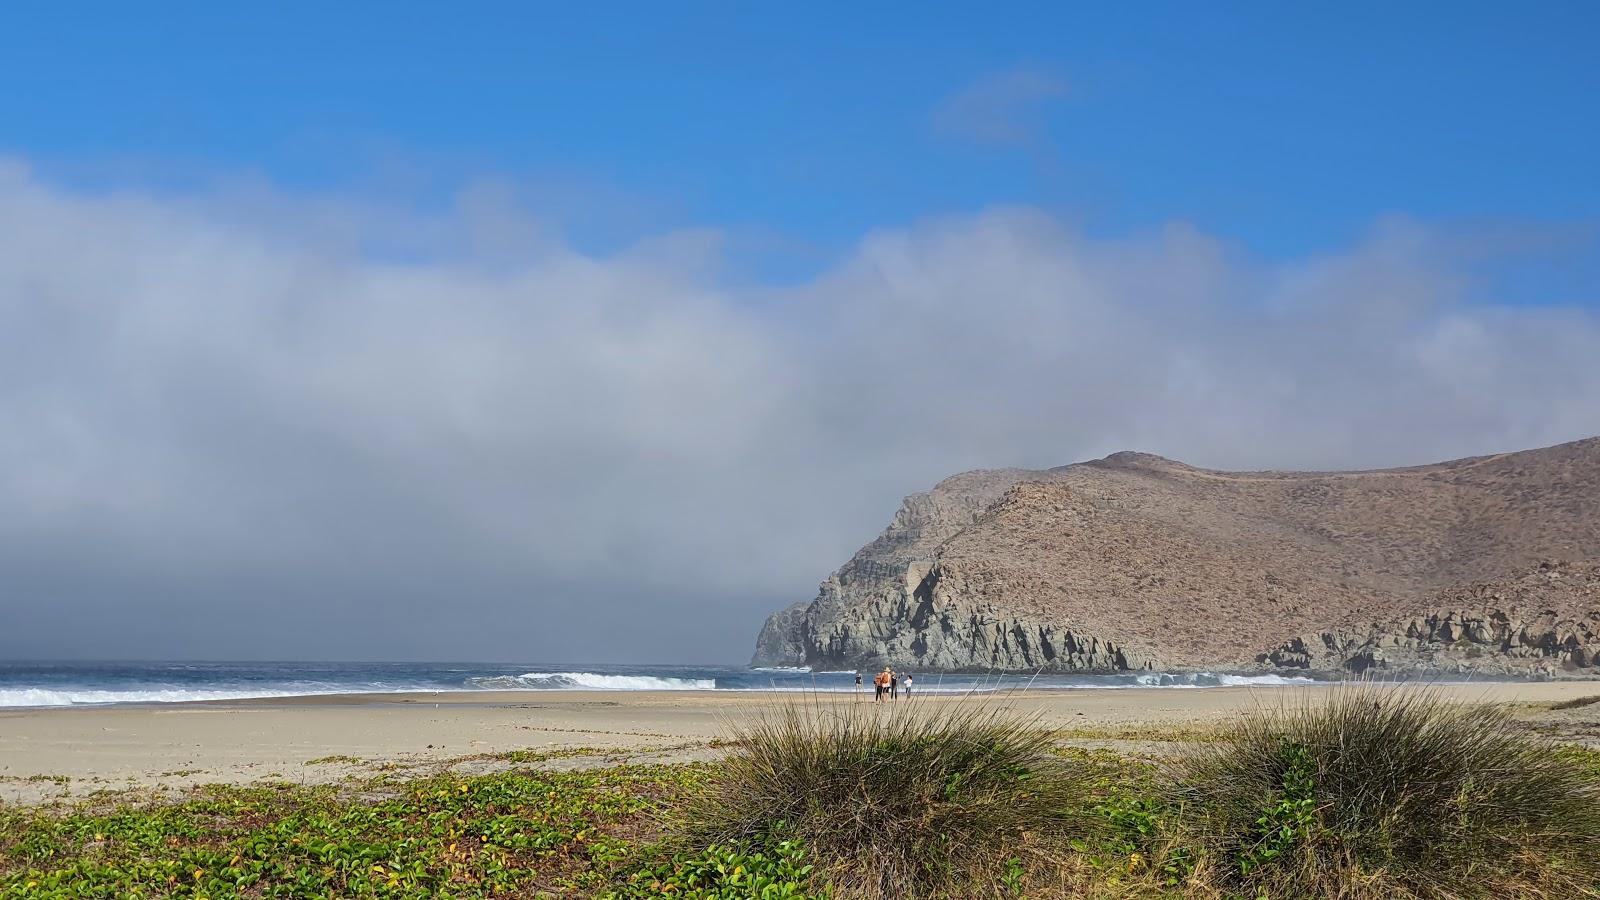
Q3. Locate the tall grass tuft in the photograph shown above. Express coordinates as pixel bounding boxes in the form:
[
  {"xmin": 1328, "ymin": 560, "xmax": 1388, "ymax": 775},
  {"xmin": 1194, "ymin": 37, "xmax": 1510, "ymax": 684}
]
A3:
[
  {"xmin": 676, "ymin": 697, "xmax": 1096, "ymax": 899},
  {"xmin": 1173, "ymin": 687, "xmax": 1600, "ymax": 899}
]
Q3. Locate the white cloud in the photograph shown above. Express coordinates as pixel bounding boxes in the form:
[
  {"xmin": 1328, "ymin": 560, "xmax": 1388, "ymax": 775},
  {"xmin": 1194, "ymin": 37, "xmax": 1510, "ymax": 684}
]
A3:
[
  {"xmin": 933, "ymin": 65, "xmax": 1070, "ymax": 148},
  {"xmin": 0, "ymin": 163, "xmax": 1596, "ymax": 660}
]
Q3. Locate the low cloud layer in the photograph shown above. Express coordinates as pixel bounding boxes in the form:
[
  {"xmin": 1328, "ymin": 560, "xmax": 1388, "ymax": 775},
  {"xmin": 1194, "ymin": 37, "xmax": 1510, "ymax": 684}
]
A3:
[{"xmin": 1, "ymin": 161, "xmax": 1597, "ymax": 662}]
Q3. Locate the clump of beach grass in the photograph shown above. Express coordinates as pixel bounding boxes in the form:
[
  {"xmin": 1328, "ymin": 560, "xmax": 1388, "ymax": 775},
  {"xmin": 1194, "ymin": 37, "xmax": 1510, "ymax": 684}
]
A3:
[
  {"xmin": 675, "ymin": 696, "xmax": 1098, "ymax": 899},
  {"xmin": 1172, "ymin": 686, "xmax": 1600, "ymax": 899}
]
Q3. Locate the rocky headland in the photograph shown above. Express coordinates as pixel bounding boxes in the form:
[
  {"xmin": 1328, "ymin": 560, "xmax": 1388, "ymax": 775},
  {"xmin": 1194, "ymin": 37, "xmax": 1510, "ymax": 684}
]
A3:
[{"xmin": 753, "ymin": 437, "xmax": 1600, "ymax": 676}]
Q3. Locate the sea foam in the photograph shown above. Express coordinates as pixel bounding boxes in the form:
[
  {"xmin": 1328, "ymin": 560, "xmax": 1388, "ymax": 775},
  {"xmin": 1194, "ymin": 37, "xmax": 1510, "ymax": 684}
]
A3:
[
  {"xmin": 1132, "ymin": 672, "xmax": 1318, "ymax": 688},
  {"xmin": 466, "ymin": 672, "xmax": 717, "ymax": 691},
  {"xmin": 0, "ymin": 687, "xmax": 340, "ymax": 707},
  {"xmin": 0, "ymin": 662, "xmax": 1329, "ymax": 709}
]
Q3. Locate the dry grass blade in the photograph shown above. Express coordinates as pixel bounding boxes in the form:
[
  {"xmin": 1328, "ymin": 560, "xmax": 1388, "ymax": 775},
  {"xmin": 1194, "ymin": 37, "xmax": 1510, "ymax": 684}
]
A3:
[
  {"xmin": 674, "ymin": 693, "xmax": 1097, "ymax": 899},
  {"xmin": 1172, "ymin": 685, "xmax": 1600, "ymax": 899}
]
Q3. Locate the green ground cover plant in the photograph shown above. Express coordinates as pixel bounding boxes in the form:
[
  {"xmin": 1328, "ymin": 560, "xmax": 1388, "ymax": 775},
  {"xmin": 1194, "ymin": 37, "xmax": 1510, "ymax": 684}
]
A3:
[
  {"xmin": 1054, "ymin": 747, "xmax": 1193, "ymax": 895},
  {"xmin": 303, "ymin": 755, "xmax": 364, "ymax": 766},
  {"xmin": 0, "ymin": 764, "xmax": 705, "ymax": 899},
  {"xmin": 1557, "ymin": 745, "xmax": 1600, "ymax": 779},
  {"xmin": 606, "ymin": 837, "xmax": 824, "ymax": 899}
]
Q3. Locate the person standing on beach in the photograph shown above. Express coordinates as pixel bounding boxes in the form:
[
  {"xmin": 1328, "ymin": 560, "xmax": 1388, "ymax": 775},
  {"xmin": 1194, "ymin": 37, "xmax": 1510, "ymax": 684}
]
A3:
[
  {"xmin": 890, "ymin": 670, "xmax": 899, "ymax": 700},
  {"xmin": 903, "ymin": 673, "xmax": 912, "ymax": 698},
  {"xmin": 873, "ymin": 667, "xmax": 890, "ymax": 701},
  {"xmin": 854, "ymin": 671, "xmax": 862, "ymax": 700}
]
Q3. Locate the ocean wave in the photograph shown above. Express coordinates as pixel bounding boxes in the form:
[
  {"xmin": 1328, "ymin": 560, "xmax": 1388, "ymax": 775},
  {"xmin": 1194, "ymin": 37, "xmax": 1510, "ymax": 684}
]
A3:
[
  {"xmin": 1132, "ymin": 672, "xmax": 1317, "ymax": 688},
  {"xmin": 0, "ymin": 667, "xmax": 1324, "ymax": 708},
  {"xmin": 751, "ymin": 666, "xmax": 812, "ymax": 673},
  {"xmin": 0, "ymin": 679, "xmax": 454, "ymax": 708},
  {"xmin": 0, "ymin": 687, "xmax": 336, "ymax": 707},
  {"xmin": 465, "ymin": 672, "xmax": 717, "ymax": 691}
]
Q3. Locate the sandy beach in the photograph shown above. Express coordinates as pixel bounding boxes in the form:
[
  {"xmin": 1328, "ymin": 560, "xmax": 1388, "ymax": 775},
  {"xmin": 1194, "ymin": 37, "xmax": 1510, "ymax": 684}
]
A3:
[{"xmin": 5, "ymin": 681, "xmax": 1598, "ymax": 804}]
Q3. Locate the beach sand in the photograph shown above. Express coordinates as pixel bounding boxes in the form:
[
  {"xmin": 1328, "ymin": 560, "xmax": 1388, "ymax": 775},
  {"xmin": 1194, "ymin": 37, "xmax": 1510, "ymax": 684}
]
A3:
[{"xmin": 5, "ymin": 682, "xmax": 1598, "ymax": 804}]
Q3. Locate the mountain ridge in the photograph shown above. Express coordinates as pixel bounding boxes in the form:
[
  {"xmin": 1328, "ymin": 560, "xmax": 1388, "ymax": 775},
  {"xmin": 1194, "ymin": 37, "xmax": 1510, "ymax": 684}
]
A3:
[{"xmin": 753, "ymin": 437, "xmax": 1600, "ymax": 676}]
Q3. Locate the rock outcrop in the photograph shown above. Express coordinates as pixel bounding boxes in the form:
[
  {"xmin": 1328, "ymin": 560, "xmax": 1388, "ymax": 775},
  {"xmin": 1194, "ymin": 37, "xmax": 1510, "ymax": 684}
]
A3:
[
  {"xmin": 753, "ymin": 437, "xmax": 1600, "ymax": 674},
  {"xmin": 796, "ymin": 561, "xmax": 1156, "ymax": 672},
  {"xmin": 750, "ymin": 467, "xmax": 1069, "ymax": 668},
  {"xmin": 1264, "ymin": 562, "xmax": 1600, "ymax": 676},
  {"xmin": 751, "ymin": 602, "xmax": 810, "ymax": 668}
]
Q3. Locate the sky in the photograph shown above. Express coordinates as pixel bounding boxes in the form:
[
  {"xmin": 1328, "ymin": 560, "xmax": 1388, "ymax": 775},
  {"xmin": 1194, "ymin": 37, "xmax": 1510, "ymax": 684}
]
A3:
[{"xmin": 0, "ymin": 3, "xmax": 1597, "ymax": 663}]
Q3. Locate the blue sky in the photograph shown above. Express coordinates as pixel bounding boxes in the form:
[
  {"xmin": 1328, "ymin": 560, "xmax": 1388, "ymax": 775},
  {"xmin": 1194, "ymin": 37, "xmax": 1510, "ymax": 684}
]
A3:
[
  {"xmin": 3, "ymin": 3, "xmax": 1600, "ymax": 661},
  {"xmin": 3, "ymin": 2, "xmax": 1596, "ymax": 273}
]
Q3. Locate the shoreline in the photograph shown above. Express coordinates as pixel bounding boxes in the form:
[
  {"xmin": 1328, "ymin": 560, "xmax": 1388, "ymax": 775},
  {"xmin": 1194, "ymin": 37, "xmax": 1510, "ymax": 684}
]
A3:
[
  {"xmin": 4, "ymin": 683, "xmax": 1597, "ymax": 805},
  {"xmin": 7, "ymin": 667, "xmax": 1595, "ymax": 711}
]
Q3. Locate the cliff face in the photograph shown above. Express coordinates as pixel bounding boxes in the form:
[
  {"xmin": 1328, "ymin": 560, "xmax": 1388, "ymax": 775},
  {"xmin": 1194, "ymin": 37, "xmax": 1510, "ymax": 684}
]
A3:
[
  {"xmin": 750, "ymin": 602, "xmax": 809, "ymax": 667},
  {"xmin": 751, "ymin": 467, "xmax": 1063, "ymax": 668},
  {"xmin": 753, "ymin": 438, "xmax": 1600, "ymax": 675},
  {"xmin": 787, "ymin": 560, "xmax": 1157, "ymax": 673},
  {"xmin": 1265, "ymin": 563, "xmax": 1600, "ymax": 676}
]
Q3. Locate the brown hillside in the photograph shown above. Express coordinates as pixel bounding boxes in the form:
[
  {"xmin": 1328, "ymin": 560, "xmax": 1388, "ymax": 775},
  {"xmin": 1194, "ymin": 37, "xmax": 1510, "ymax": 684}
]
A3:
[
  {"xmin": 755, "ymin": 437, "xmax": 1600, "ymax": 672},
  {"xmin": 934, "ymin": 438, "xmax": 1600, "ymax": 665}
]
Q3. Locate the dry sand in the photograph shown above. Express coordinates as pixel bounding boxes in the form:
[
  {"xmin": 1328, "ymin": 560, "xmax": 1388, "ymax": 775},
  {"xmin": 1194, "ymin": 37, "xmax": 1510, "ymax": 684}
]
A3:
[{"xmin": 4, "ymin": 682, "xmax": 1598, "ymax": 804}]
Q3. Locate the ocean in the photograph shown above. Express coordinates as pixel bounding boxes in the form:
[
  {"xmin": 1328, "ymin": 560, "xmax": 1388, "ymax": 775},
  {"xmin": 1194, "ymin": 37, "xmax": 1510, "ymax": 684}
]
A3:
[{"xmin": 0, "ymin": 660, "xmax": 1324, "ymax": 708}]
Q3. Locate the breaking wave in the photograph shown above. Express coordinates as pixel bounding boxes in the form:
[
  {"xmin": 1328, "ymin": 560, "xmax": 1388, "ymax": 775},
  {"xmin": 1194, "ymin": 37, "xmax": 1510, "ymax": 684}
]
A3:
[
  {"xmin": 0, "ymin": 687, "xmax": 349, "ymax": 707},
  {"xmin": 465, "ymin": 672, "xmax": 717, "ymax": 691},
  {"xmin": 1131, "ymin": 672, "xmax": 1318, "ymax": 688},
  {"xmin": 0, "ymin": 662, "xmax": 1334, "ymax": 708}
]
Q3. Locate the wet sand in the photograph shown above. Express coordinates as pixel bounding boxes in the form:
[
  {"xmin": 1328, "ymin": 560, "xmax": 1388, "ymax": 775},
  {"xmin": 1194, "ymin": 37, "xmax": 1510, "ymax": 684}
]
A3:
[{"xmin": 4, "ymin": 682, "xmax": 1597, "ymax": 804}]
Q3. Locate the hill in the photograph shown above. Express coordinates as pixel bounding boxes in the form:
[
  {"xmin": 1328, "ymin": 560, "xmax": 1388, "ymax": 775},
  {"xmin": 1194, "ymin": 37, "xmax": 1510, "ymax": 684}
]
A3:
[{"xmin": 752, "ymin": 438, "xmax": 1600, "ymax": 675}]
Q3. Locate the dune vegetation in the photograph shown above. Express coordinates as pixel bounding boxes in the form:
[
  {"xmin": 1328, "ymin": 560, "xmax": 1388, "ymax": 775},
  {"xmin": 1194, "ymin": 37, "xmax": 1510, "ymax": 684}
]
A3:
[
  {"xmin": 3, "ymin": 691, "xmax": 1599, "ymax": 899},
  {"xmin": 1173, "ymin": 689, "xmax": 1600, "ymax": 899},
  {"xmin": 671, "ymin": 701, "xmax": 1099, "ymax": 898}
]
